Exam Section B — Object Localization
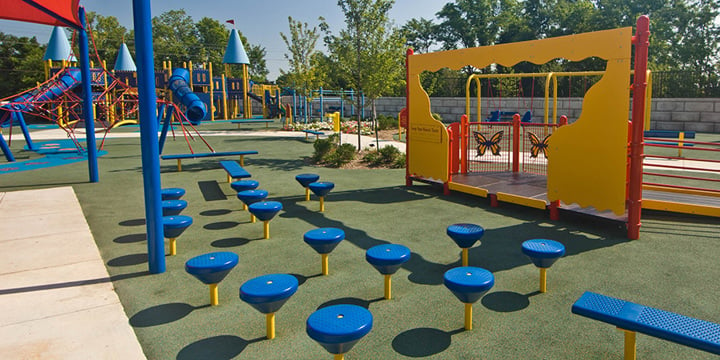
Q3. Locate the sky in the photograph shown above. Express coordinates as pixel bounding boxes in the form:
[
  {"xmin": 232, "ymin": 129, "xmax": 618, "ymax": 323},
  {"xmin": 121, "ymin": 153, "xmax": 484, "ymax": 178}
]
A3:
[{"xmin": 0, "ymin": 0, "xmax": 445, "ymax": 81}]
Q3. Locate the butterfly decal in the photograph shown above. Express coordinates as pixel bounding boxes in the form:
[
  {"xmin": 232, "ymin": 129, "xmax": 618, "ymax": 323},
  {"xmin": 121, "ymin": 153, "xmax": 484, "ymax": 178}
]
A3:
[
  {"xmin": 472, "ymin": 130, "xmax": 503, "ymax": 156},
  {"xmin": 528, "ymin": 131, "xmax": 551, "ymax": 159}
]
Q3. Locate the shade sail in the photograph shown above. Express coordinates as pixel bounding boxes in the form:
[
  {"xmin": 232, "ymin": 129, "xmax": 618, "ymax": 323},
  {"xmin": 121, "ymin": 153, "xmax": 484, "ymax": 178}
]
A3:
[{"xmin": 0, "ymin": 0, "xmax": 81, "ymax": 29}]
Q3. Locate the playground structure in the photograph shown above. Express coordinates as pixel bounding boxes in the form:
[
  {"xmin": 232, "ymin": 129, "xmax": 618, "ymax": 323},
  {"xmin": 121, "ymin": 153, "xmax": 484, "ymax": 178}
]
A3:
[
  {"xmin": 405, "ymin": 17, "xmax": 719, "ymax": 239},
  {"xmin": 406, "ymin": 17, "xmax": 650, "ymax": 239},
  {"xmin": 287, "ymin": 88, "xmax": 365, "ymax": 123}
]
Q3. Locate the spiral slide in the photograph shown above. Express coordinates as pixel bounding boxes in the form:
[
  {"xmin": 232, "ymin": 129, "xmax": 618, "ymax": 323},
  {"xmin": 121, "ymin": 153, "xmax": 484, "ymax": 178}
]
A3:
[{"xmin": 167, "ymin": 68, "xmax": 207, "ymax": 125}]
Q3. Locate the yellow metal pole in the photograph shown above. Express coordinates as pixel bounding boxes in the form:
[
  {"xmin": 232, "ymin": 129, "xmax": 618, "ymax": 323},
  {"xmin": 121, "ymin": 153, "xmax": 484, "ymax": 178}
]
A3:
[
  {"xmin": 169, "ymin": 238, "xmax": 177, "ymax": 256},
  {"xmin": 266, "ymin": 313, "xmax": 276, "ymax": 339},
  {"xmin": 188, "ymin": 60, "xmax": 193, "ymax": 89},
  {"xmin": 305, "ymin": 188, "xmax": 311, "ymax": 201},
  {"xmin": 462, "ymin": 248, "xmax": 469, "ymax": 267},
  {"xmin": 384, "ymin": 274, "xmax": 392, "ymax": 299},
  {"xmin": 177, "ymin": 159, "xmax": 182, "ymax": 172},
  {"xmin": 263, "ymin": 221, "xmax": 270, "ymax": 239},
  {"xmin": 678, "ymin": 132, "xmax": 685, "ymax": 157},
  {"xmin": 540, "ymin": 268, "xmax": 548, "ymax": 293},
  {"xmin": 222, "ymin": 74, "xmax": 228, "ymax": 120},
  {"xmin": 620, "ymin": 329, "xmax": 637, "ymax": 360},
  {"xmin": 209, "ymin": 283, "xmax": 219, "ymax": 306},
  {"xmin": 464, "ymin": 303, "xmax": 473, "ymax": 330},
  {"xmin": 250, "ymin": 213, "xmax": 256, "ymax": 223},
  {"xmin": 321, "ymin": 254, "xmax": 329, "ymax": 275},
  {"xmin": 334, "ymin": 354, "xmax": 344, "ymax": 360},
  {"xmin": 320, "ymin": 196, "xmax": 325, "ymax": 212}
]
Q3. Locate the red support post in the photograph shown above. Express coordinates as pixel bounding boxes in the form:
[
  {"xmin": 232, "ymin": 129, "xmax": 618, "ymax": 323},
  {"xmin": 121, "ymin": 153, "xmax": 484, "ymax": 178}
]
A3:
[
  {"xmin": 405, "ymin": 49, "xmax": 413, "ymax": 187},
  {"xmin": 512, "ymin": 114, "xmax": 520, "ymax": 173},
  {"xmin": 627, "ymin": 16, "xmax": 650, "ymax": 240},
  {"xmin": 448, "ymin": 123, "xmax": 460, "ymax": 174}
]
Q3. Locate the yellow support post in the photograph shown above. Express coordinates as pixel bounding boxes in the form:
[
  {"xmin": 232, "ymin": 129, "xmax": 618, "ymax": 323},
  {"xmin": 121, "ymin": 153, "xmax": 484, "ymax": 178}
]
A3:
[
  {"xmin": 619, "ymin": 328, "xmax": 637, "ymax": 360},
  {"xmin": 188, "ymin": 60, "xmax": 194, "ymax": 89},
  {"xmin": 169, "ymin": 238, "xmax": 177, "ymax": 256},
  {"xmin": 222, "ymin": 74, "xmax": 228, "ymax": 120},
  {"xmin": 263, "ymin": 220, "xmax": 270, "ymax": 239},
  {"xmin": 209, "ymin": 283, "xmax": 219, "ymax": 306},
  {"xmin": 464, "ymin": 303, "xmax": 473, "ymax": 330},
  {"xmin": 176, "ymin": 159, "xmax": 182, "ymax": 172},
  {"xmin": 384, "ymin": 274, "xmax": 392, "ymax": 299},
  {"xmin": 462, "ymin": 248, "xmax": 469, "ymax": 266},
  {"xmin": 209, "ymin": 62, "xmax": 215, "ymax": 121},
  {"xmin": 305, "ymin": 188, "xmax": 311, "ymax": 201},
  {"xmin": 334, "ymin": 354, "xmax": 344, "ymax": 360},
  {"xmin": 320, "ymin": 196, "xmax": 325, "ymax": 212},
  {"xmin": 539, "ymin": 268, "xmax": 548, "ymax": 293},
  {"xmin": 678, "ymin": 131, "xmax": 685, "ymax": 157},
  {"xmin": 321, "ymin": 254, "xmax": 329, "ymax": 275},
  {"xmin": 266, "ymin": 313, "xmax": 276, "ymax": 339}
]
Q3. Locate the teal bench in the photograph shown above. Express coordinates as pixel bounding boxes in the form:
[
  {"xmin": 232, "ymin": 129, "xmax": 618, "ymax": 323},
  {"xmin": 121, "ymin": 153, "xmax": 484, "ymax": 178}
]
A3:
[
  {"xmin": 219, "ymin": 160, "xmax": 251, "ymax": 183},
  {"xmin": 231, "ymin": 119, "xmax": 274, "ymax": 128},
  {"xmin": 161, "ymin": 151, "xmax": 258, "ymax": 171},
  {"xmin": 572, "ymin": 291, "xmax": 720, "ymax": 359},
  {"xmin": 301, "ymin": 129, "xmax": 325, "ymax": 140},
  {"xmin": 644, "ymin": 130, "xmax": 696, "ymax": 139}
]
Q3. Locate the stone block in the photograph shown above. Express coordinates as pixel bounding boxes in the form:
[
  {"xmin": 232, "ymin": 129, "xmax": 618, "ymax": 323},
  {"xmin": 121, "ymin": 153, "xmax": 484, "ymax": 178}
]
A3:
[
  {"xmin": 649, "ymin": 112, "xmax": 671, "ymax": 121},
  {"xmin": 671, "ymin": 112, "xmax": 700, "ymax": 122},
  {"xmin": 685, "ymin": 122, "xmax": 715, "ymax": 133},
  {"xmin": 654, "ymin": 121, "xmax": 683, "ymax": 131},
  {"xmin": 684, "ymin": 101, "xmax": 714, "ymax": 112},
  {"xmin": 700, "ymin": 112, "xmax": 720, "ymax": 122},
  {"xmin": 655, "ymin": 101, "xmax": 684, "ymax": 111}
]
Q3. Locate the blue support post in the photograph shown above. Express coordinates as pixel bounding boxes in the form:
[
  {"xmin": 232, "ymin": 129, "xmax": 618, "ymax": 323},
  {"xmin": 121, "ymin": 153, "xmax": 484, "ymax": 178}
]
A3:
[
  {"xmin": 350, "ymin": 89, "xmax": 355, "ymax": 117},
  {"xmin": 340, "ymin": 88, "xmax": 344, "ymax": 118},
  {"xmin": 133, "ymin": 0, "xmax": 165, "ymax": 274},
  {"xmin": 78, "ymin": 8, "xmax": 99, "ymax": 183},
  {"xmin": 0, "ymin": 132, "xmax": 14, "ymax": 162},
  {"xmin": 292, "ymin": 90, "xmax": 297, "ymax": 123},
  {"xmin": 158, "ymin": 104, "xmax": 173, "ymax": 154},
  {"xmin": 14, "ymin": 112, "xmax": 35, "ymax": 151},
  {"xmin": 319, "ymin": 87, "xmax": 324, "ymax": 120}
]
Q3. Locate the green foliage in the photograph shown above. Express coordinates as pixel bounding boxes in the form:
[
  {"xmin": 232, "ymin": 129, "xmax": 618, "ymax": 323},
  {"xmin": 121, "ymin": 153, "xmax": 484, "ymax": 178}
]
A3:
[
  {"xmin": 0, "ymin": 33, "xmax": 45, "ymax": 97},
  {"xmin": 377, "ymin": 114, "xmax": 396, "ymax": 130},
  {"xmin": 378, "ymin": 145, "xmax": 401, "ymax": 164},
  {"xmin": 361, "ymin": 145, "xmax": 404, "ymax": 168},
  {"xmin": 279, "ymin": 16, "xmax": 323, "ymax": 98},
  {"xmin": 326, "ymin": 143, "xmax": 357, "ymax": 167},
  {"xmin": 312, "ymin": 138, "xmax": 335, "ymax": 162},
  {"xmin": 401, "ymin": 18, "xmax": 437, "ymax": 53},
  {"xmin": 86, "ymin": 12, "xmax": 129, "ymax": 68},
  {"xmin": 392, "ymin": 153, "xmax": 406, "ymax": 168},
  {"xmin": 362, "ymin": 150, "xmax": 381, "ymax": 165}
]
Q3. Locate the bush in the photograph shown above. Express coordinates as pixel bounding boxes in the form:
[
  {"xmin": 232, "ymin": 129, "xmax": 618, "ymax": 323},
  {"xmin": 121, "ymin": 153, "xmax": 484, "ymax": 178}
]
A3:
[
  {"xmin": 378, "ymin": 145, "xmax": 401, "ymax": 165},
  {"xmin": 432, "ymin": 113, "xmax": 442, "ymax": 121},
  {"xmin": 313, "ymin": 138, "xmax": 335, "ymax": 162},
  {"xmin": 392, "ymin": 154, "xmax": 406, "ymax": 168},
  {"xmin": 362, "ymin": 149, "xmax": 381, "ymax": 166},
  {"xmin": 326, "ymin": 143, "xmax": 356, "ymax": 167},
  {"xmin": 377, "ymin": 114, "xmax": 396, "ymax": 130}
]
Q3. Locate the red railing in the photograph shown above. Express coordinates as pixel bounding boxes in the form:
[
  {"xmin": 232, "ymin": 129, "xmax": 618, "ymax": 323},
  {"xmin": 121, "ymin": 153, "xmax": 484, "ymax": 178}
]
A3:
[{"xmin": 643, "ymin": 138, "xmax": 720, "ymax": 195}]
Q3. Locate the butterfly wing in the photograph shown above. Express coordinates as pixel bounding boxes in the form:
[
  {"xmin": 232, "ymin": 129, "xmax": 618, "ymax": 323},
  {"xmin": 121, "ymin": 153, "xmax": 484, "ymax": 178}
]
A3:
[
  {"xmin": 473, "ymin": 131, "xmax": 487, "ymax": 156},
  {"xmin": 540, "ymin": 134, "xmax": 551, "ymax": 159},
  {"xmin": 488, "ymin": 131, "xmax": 503, "ymax": 156},
  {"xmin": 528, "ymin": 132, "xmax": 541, "ymax": 158}
]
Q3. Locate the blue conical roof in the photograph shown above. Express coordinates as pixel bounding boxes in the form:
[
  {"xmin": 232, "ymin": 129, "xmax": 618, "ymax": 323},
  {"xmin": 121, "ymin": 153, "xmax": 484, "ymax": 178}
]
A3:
[
  {"xmin": 114, "ymin": 43, "xmax": 137, "ymax": 71},
  {"xmin": 223, "ymin": 29, "xmax": 250, "ymax": 64},
  {"xmin": 43, "ymin": 26, "xmax": 71, "ymax": 61}
]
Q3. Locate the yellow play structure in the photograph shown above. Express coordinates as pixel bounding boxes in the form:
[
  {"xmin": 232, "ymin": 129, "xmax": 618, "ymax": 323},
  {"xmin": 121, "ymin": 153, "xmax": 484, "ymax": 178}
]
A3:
[{"xmin": 405, "ymin": 17, "xmax": 652, "ymax": 239}]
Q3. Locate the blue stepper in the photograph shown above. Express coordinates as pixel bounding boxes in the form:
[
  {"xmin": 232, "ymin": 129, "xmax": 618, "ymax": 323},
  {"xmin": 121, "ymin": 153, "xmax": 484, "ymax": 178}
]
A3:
[
  {"xmin": 366, "ymin": 244, "xmax": 411, "ymax": 275},
  {"xmin": 230, "ymin": 179, "xmax": 259, "ymax": 193},
  {"xmin": 306, "ymin": 304, "xmax": 373, "ymax": 355},
  {"xmin": 444, "ymin": 267, "xmax": 495, "ymax": 304},
  {"xmin": 161, "ymin": 150, "xmax": 259, "ymax": 160},
  {"xmin": 248, "ymin": 201, "xmax": 283, "ymax": 221},
  {"xmin": 161, "ymin": 199, "xmax": 188, "ymax": 216},
  {"xmin": 304, "ymin": 228, "xmax": 345, "ymax": 254},
  {"xmin": 295, "ymin": 173, "xmax": 320, "ymax": 188},
  {"xmin": 446, "ymin": 223, "xmax": 485, "ymax": 249},
  {"xmin": 236, "ymin": 189, "xmax": 268, "ymax": 205},
  {"xmin": 185, "ymin": 252, "xmax": 239, "ymax": 285},
  {"xmin": 161, "ymin": 187, "xmax": 185, "ymax": 201},
  {"xmin": 308, "ymin": 181, "xmax": 335, "ymax": 197},
  {"xmin": 572, "ymin": 291, "xmax": 720, "ymax": 355},
  {"xmin": 162, "ymin": 215, "xmax": 193, "ymax": 238},
  {"xmin": 302, "ymin": 129, "xmax": 325, "ymax": 135},
  {"xmin": 240, "ymin": 274, "xmax": 299, "ymax": 314},
  {"xmin": 220, "ymin": 160, "xmax": 251, "ymax": 179},
  {"xmin": 521, "ymin": 239, "xmax": 566, "ymax": 268}
]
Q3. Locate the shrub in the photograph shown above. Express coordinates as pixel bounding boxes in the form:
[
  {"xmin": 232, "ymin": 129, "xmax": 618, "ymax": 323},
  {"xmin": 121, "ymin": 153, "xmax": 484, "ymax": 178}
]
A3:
[
  {"xmin": 326, "ymin": 143, "xmax": 356, "ymax": 167},
  {"xmin": 377, "ymin": 114, "xmax": 396, "ymax": 130},
  {"xmin": 378, "ymin": 145, "xmax": 401, "ymax": 165},
  {"xmin": 362, "ymin": 149, "xmax": 381, "ymax": 166},
  {"xmin": 432, "ymin": 113, "xmax": 442, "ymax": 121},
  {"xmin": 392, "ymin": 154, "xmax": 406, "ymax": 168},
  {"xmin": 313, "ymin": 138, "xmax": 335, "ymax": 162}
]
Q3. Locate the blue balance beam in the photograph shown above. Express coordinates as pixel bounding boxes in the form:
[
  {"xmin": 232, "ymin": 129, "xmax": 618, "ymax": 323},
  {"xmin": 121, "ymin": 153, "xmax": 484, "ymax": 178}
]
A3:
[
  {"xmin": 231, "ymin": 119, "xmax": 274, "ymax": 128},
  {"xmin": 161, "ymin": 150, "xmax": 258, "ymax": 171},
  {"xmin": 572, "ymin": 291, "xmax": 720, "ymax": 358},
  {"xmin": 302, "ymin": 129, "xmax": 325, "ymax": 140},
  {"xmin": 219, "ymin": 160, "xmax": 251, "ymax": 183},
  {"xmin": 643, "ymin": 130, "xmax": 696, "ymax": 139}
]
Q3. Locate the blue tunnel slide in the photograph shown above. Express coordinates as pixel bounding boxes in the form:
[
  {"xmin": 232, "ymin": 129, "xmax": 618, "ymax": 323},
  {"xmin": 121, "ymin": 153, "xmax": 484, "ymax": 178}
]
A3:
[{"xmin": 167, "ymin": 68, "xmax": 207, "ymax": 125}]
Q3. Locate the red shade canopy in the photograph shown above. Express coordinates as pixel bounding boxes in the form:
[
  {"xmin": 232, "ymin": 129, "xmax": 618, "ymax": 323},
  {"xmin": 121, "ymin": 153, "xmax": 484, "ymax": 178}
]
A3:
[{"xmin": 0, "ymin": 0, "xmax": 81, "ymax": 29}]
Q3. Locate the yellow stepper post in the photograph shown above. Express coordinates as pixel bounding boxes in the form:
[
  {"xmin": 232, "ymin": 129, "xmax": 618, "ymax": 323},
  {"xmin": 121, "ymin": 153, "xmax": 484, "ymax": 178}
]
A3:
[
  {"xmin": 320, "ymin": 196, "xmax": 326, "ymax": 212},
  {"xmin": 176, "ymin": 159, "xmax": 182, "ymax": 172},
  {"xmin": 209, "ymin": 283, "xmax": 219, "ymax": 306},
  {"xmin": 263, "ymin": 221, "xmax": 270, "ymax": 239},
  {"xmin": 384, "ymin": 275, "xmax": 392, "ymax": 300},
  {"xmin": 305, "ymin": 188, "xmax": 311, "ymax": 201},
  {"xmin": 521, "ymin": 239, "xmax": 566, "ymax": 293},
  {"xmin": 267, "ymin": 313, "xmax": 276, "ymax": 339},
  {"xmin": 465, "ymin": 303, "xmax": 473, "ymax": 330},
  {"xmin": 539, "ymin": 268, "xmax": 548, "ymax": 293},
  {"xmin": 169, "ymin": 238, "xmax": 177, "ymax": 256},
  {"xmin": 334, "ymin": 354, "xmax": 344, "ymax": 360},
  {"xmin": 462, "ymin": 248, "xmax": 469, "ymax": 267},
  {"xmin": 321, "ymin": 254, "xmax": 329, "ymax": 276},
  {"xmin": 248, "ymin": 201, "xmax": 283, "ymax": 240}
]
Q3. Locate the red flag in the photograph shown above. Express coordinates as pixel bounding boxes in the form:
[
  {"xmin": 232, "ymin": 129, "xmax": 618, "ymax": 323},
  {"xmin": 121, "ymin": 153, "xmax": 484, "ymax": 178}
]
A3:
[{"xmin": 226, "ymin": 19, "xmax": 235, "ymax": 25}]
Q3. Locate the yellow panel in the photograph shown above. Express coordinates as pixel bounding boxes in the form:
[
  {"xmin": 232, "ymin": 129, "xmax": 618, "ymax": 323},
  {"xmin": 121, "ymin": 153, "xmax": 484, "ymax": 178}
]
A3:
[
  {"xmin": 642, "ymin": 199, "xmax": 720, "ymax": 217},
  {"xmin": 448, "ymin": 182, "xmax": 488, "ymax": 198},
  {"xmin": 496, "ymin": 192, "xmax": 548, "ymax": 210},
  {"xmin": 407, "ymin": 27, "xmax": 632, "ymax": 215}
]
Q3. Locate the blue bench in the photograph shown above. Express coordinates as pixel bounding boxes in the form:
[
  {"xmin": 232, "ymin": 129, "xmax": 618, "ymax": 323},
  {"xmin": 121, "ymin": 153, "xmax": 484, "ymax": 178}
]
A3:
[
  {"xmin": 219, "ymin": 160, "xmax": 251, "ymax": 183},
  {"xmin": 161, "ymin": 150, "xmax": 258, "ymax": 171},
  {"xmin": 486, "ymin": 110, "xmax": 532, "ymax": 123},
  {"xmin": 231, "ymin": 119, "xmax": 274, "ymax": 128},
  {"xmin": 572, "ymin": 291, "xmax": 720, "ymax": 358},
  {"xmin": 644, "ymin": 130, "xmax": 696, "ymax": 139},
  {"xmin": 301, "ymin": 129, "xmax": 325, "ymax": 140}
]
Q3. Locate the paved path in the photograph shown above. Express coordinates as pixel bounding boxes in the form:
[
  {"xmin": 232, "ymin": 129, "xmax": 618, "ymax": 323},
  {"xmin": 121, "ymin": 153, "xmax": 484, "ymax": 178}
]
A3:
[{"xmin": 0, "ymin": 187, "xmax": 145, "ymax": 360}]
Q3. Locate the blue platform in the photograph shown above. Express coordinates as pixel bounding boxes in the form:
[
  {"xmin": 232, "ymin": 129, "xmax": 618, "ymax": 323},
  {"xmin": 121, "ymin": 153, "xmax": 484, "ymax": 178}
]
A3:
[
  {"xmin": 303, "ymin": 228, "xmax": 345, "ymax": 254},
  {"xmin": 521, "ymin": 239, "xmax": 565, "ymax": 268},
  {"xmin": 444, "ymin": 267, "xmax": 495, "ymax": 304},
  {"xmin": 366, "ymin": 244, "xmax": 411, "ymax": 275},
  {"xmin": 240, "ymin": 274, "xmax": 298, "ymax": 314},
  {"xmin": 306, "ymin": 304, "xmax": 373, "ymax": 355},
  {"xmin": 185, "ymin": 252, "xmax": 239, "ymax": 285}
]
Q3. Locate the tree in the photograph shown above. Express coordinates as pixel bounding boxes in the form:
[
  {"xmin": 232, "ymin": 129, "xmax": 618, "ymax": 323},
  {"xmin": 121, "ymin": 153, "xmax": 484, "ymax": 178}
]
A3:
[
  {"xmin": 85, "ymin": 11, "xmax": 129, "ymax": 69},
  {"xmin": 0, "ymin": 33, "xmax": 45, "ymax": 98},
  {"xmin": 196, "ymin": 17, "xmax": 229, "ymax": 65},
  {"xmin": 435, "ymin": 0, "xmax": 504, "ymax": 50},
  {"xmin": 325, "ymin": 0, "xmax": 405, "ymax": 149},
  {"xmin": 279, "ymin": 16, "xmax": 323, "ymax": 99},
  {"xmin": 152, "ymin": 9, "xmax": 201, "ymax": 68},
  {"xmin": 401, "ymin": 18, "xmax": 437, "ymax": 53}
]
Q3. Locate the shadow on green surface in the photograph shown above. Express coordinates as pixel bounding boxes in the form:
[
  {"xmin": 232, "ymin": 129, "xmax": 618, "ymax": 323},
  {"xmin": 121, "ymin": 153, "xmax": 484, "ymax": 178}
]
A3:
[
  {"xmin": 176, "ymin": 334, "xmax": 265, "ymax": 360},
  {"xmin": 392, "ymin": 327, "xmax": 464, "ymax": 357}
]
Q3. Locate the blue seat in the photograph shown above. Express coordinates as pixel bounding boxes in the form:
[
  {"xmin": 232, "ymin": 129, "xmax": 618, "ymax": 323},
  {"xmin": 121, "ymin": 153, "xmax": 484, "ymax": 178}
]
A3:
[
  {"xmin": 304, "ymin": 228, "xmax": 345, "ymax": 276},
  {"xmin": 308, "ymin": 181, "xmax": 335, "ymax": 212},
  {"xmin": 240, "ymin": 273, "xmax": 299, "ymax": 339},
  {"xmin": 302, "ymin": 129, "xmax": 325, "ymax": 140},
  {"xmin": 306, "ymin": 304, "xmax": 373, "ymax": 356},
  {"xmin": 366, "ymin": 244, "xmax": 411, "ymax": 300},
  {"xmin": 521, "ymin": 239, "xmax": 565, "ymax": 293},
  {"xmin": 295, "ymin": 173, "xmax": 320, "ymax": 201},
  {"xmin": 572, "ymin": 291, "xmax": 720, "ymax": 357},
  {"xmin": 161, "ymin": 199, "xmax": 187, "ymax": 216},
  {"xmin": 237, "ymin": 190, "xmax": 268, "ymax": 223},
  {"xmin": 230, "ymin": 179, "xmax": 259, "ymax": 193},
  {"xmin": 447, "ymin": 223, "xmax": 485, "ymax": 266},
  {"xmin": 185, "ymin": 252, "xmax": 239, "ymax": 306},
  {"xmin": 248, "ymin": 201, "xmax": 283, "ymax": 239},
  {"xmin": 161, "ymin": 187, "xmax": 185, "ymax": 200},
  {"xmin": 444, "ymin": 266, "xmax": 494, "ymax": 330}
]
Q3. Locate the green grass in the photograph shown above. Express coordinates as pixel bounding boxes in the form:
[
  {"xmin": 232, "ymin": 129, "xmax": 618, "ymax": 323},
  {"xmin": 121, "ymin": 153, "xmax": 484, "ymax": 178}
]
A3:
[{"xmin": 1, "ymin": 123, "xmax": 719, "ymax": 359}]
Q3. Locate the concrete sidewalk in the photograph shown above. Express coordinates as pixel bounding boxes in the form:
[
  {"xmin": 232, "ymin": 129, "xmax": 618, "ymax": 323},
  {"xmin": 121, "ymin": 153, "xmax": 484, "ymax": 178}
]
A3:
[{"xmin": 0, "ymin": 187, "xmax": 145, "ymax": 360}]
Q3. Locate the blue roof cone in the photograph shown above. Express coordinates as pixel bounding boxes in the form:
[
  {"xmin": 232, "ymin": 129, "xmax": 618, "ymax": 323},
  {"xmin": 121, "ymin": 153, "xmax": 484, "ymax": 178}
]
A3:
[
  {"xmin": 223, "ymin": 29, "xmax": 250, "ymax": 64},
  {"xmin": 114, "ymin": 43, "xmax": 137, "ymax": 71},
  {"xmin": 43, "ymin": 26, "xmax": 71, "ymax": 61}
]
